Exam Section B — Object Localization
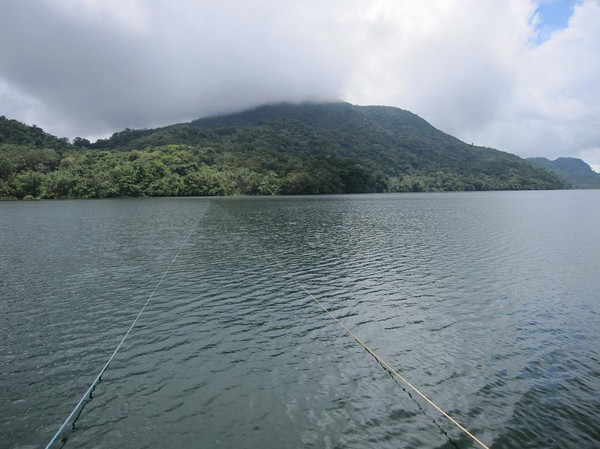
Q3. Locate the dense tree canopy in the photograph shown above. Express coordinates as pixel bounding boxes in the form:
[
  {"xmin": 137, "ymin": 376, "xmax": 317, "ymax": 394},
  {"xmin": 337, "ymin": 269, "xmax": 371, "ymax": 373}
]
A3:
[{"xmin": 0, "ymin": 103, "xmax": 569, "ymax": 200}]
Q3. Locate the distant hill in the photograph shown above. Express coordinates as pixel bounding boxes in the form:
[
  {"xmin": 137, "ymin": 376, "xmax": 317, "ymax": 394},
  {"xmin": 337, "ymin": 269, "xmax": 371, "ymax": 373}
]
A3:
[
  {"xmin": 528, "ymin": 157, "xmax": 600, "ymax": 189},
  {"xmin": 89, "ymin": 101, "xmax": 567, "ymax": 192},
  {"xmin": 1, "ymin": 102, "xmax": 569, "ymax": 199}
]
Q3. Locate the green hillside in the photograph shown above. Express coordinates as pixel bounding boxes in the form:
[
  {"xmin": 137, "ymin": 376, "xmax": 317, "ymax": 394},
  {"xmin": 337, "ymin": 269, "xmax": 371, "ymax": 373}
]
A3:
[
  {"xmin": 1, "ymin": 102, "xmax": 568, "ymax": 199},
  {"xmin": 0, "ymin": 115, "xmax": 71, "ymax": 150},
  {"xmin": 528, "ymin": 157, "xmax": 600, "ymax": 189}
]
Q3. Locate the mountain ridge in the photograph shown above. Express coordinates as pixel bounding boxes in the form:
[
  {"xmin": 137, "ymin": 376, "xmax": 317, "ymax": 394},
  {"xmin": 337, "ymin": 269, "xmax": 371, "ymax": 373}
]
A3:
[
  {"xmin": 528, "ymin": 157, "xmax": 600, "ymax": 188},
  {"xmin": 93, "ymin": 101, "xmax": 566, "ymax": 187},
  {"xmin": 1, "ymin": 102, "xmax": 571, "ymax": 198}
]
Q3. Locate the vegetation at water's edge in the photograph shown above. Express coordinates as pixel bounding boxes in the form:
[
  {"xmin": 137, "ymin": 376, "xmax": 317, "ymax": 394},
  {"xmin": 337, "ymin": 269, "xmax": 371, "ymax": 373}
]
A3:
[{"xmin": 0, "ymin": 103, "xmax": 569, "ymax": 199}]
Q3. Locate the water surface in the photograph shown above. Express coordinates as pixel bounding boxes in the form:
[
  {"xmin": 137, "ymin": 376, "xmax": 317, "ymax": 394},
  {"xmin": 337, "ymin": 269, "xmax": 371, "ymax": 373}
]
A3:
[{"xmin": 1, "ymin": 192, "xmax": 599, "ymax": 448}]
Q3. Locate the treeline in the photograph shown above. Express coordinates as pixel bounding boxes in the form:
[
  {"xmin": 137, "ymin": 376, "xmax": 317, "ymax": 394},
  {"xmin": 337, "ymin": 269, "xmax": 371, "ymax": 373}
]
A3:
[
  {"xmin": 1, "ymin": 143, "xmax": 559, "ymax": 200},
  {"xmin": 0, "ymin": 144, "xmax": 387, "ymax": 199},
  {"xmin": 0, "ymin": 105, "xmax": 569, "ymax": 200}
]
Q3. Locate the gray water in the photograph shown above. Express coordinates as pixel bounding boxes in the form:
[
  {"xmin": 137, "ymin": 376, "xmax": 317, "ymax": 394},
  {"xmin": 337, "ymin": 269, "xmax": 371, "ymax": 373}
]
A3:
[{"xmin": 1, "ymin": 191, "xmax": 599, "ymax": 449}]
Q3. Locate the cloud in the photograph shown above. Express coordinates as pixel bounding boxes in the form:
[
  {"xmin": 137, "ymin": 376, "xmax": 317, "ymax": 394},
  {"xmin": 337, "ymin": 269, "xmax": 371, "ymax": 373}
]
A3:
[
  {"xmin": 342, "ymin": 0, "xmax": 599, "ymax": 165},
  {"xmin": 0, "ymin": 0, "xmax": 350, "ymax": 137},
  {"xmin": 342, "ymin": 0, "xmax": 533, "ymax": 132},
  {"xmin": 0, "ymin": 0, "xmax": 598, "ymax": 168},
  {"xmin": 467, "ymin": 0, "xmax": 600, "ymax": 159}
]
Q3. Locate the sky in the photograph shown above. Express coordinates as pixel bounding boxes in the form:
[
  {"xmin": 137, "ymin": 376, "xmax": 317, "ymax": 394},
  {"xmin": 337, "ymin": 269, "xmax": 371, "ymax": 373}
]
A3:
[{"xmin": 1, "ymin": 0, "xmax": 599, "ymax": 171}]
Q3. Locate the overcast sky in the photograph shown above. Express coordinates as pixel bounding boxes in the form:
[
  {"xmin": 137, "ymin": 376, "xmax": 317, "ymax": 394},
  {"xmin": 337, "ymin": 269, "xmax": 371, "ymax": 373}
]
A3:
[{"xmin": 1, "ymin": 0, "xmax": 599, "ymax": 170}]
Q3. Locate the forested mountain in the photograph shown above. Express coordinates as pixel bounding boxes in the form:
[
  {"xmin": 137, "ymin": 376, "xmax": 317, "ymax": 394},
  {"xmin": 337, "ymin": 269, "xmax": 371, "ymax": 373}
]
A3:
[
  {"xmin": 1, "ymin": 102, "xmax": 569, "ymax": 199},
  {"xmin": 528, "ymin": 157, "xmax": 600, "ymax": 189},
  {"xmin": 0, "ymin": 116, "xmax": 71, "ymax": 150}
]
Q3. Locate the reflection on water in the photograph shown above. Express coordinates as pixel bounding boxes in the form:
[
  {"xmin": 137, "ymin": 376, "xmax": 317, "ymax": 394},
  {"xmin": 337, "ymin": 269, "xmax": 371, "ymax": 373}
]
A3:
[{"xmin": 1, "ymin": 192, "xmax": 599, "ymax": 448}]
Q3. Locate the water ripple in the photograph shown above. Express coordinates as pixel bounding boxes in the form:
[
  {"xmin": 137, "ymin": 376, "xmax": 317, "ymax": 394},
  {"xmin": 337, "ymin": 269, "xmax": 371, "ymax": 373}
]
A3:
[{"xmin": 1, "ymin": 193, "xmax": 599, "ymax": 448}]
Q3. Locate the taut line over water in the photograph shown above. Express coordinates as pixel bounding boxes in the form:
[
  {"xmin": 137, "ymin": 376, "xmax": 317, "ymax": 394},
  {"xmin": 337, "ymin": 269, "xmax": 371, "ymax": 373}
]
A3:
[
  {"xmin": 44, "ymin": 202, "xmax": 490, "ymax": 449},
  {"xmin": 43, "ymin": 213, "xmax": 202, "ymax": 449},
  {"xmin": 216, "ymin": 204, "xmax": 490, "ymax": 449}
]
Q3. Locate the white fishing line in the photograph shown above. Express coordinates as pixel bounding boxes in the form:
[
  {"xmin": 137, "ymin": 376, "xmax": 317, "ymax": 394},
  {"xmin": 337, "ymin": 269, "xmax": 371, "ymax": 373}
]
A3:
[
  {"xmin": 44, "ymin": 213, "xmax": 200, "ymax": 449},
  {"xmin": 217, "ymin": 204, "xmax": 490, "ymax": 449}
]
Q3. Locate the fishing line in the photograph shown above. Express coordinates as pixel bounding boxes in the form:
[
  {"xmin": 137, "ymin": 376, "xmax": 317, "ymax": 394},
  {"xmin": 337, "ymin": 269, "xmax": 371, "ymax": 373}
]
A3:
[
  {"xmin": 216, "ymin": 203, "xmax": 490, "ymax": 449},
  {"xmin": 379, "ymin": 358, "xmax": 461, "ymax": 449},
  {"xmin": 44, "ymin": 209, "xmax": 202, "ymax": 449}
]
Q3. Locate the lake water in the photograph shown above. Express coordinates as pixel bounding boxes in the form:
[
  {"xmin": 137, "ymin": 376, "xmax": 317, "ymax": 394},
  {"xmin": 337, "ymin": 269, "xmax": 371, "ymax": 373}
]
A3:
[{"xmin": 1, "ymin": 191, "xmax": 599, "ymax": 449}]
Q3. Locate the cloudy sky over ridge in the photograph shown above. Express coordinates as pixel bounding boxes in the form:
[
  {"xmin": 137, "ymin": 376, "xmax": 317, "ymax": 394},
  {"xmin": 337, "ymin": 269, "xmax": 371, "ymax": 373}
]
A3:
[{"xmin": 1, "ymin": 0, "xmax": 599, "ymax": 170}]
